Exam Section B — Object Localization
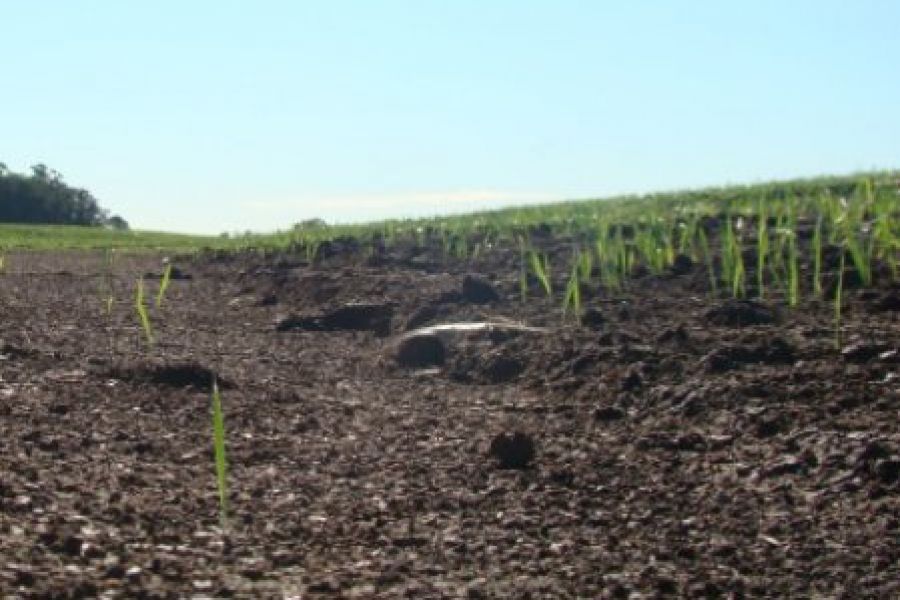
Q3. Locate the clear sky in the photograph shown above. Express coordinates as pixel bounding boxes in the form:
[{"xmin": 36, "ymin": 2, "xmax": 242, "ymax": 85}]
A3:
[{"xmin": 2, "ymin": 1, "xmax": 898, "ymax": 234}]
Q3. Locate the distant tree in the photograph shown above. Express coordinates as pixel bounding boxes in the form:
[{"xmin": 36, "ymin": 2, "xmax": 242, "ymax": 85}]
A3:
[
  {"xmin": 106, "ymin": 215, "xmax": 130, "ymax": 230},
  {"xmin": 0, "ymin": 162, "xmax": 124, "ymax": 227},
  {"xmin": 293, "ymin": 218, "xmax": 328, "ymax": 231}
]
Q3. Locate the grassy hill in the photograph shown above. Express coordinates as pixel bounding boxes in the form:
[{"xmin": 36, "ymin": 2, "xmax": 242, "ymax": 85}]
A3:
[{"xmin": 0, "ymin": 170, "xmax": 896, "ymax": 254}]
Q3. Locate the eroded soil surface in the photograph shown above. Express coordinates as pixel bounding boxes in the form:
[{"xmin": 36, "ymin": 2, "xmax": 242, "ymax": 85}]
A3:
[{"xmin": 0, "ymin": 244, "xmax": 898, "ymax": 598}]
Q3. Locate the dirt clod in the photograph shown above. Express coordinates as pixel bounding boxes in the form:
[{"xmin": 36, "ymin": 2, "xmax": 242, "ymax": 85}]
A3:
[
  {"xmin": 109, "ymin": 361, "xmax": 227, "ymax": 391},
  {"xmin": 277, "ymin": 302, "xmax": 393, "ymax": 336},
  {"xmin": 581, "ymin": 307, "xmax": 605, "ymax": 329},
  {"xmin": 462, "ymin": 275, "xmax": 501, "ymax": 304},
  {"xmin": 489, "ymin": 430, "xmax": 536, "ymax": 469},
  {"xmin": 705, "ymin": 299, "xmax": 777, "ymax": 327},
  {"xmin": 395, "ymin": 334, "xmax": 446, "ymax": 368}
]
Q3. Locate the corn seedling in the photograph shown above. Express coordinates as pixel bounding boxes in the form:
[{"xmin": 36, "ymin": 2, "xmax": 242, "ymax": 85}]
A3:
[
  {"xmin": 100, "ymin": 249, "xmax": 116, "ymax": 315},
  {"xmin": 134, "ymin": 277, "xmax": 154, "ymax": 347},
  {"xmin": 812, "ymin": 214, "xmax": 823, "ymax": 297},
  {"xmin": 757, "ymin": 200, "xmax": 768, "ymax": 299},
  {"xmin": 155, "ymin": 263, "xmax": 173, "ymax": 308},
  {"xmin": 577, "ymin": 248, "xmax": 593, "ymax": 283},
  {"xmin": 697, "ymin": 227, "xmax": 718, "ymax": 296},
  {"xmin": 562, "ymin": 260, "xmax": 582, "ymax": 322},
  {"xmin": 721, "ymin": 217, "xmax": 745, "ymax": 298},
  {"xmin": 782, "ymin": 202, "xmax": 800, "ymax": 307},
  {"xmin": 835, "ymin": 250, "xmax": 845, "ymax": 350},
  {"xmin": 211, "ymin": 379, "xmax": 230, "ymax": 529},
  {"xmin": 844, "ymin": 228, "xmax": 873, "ymax": 287},
  {"xmin": 528, "ymin": 250, "xmax": 552, "ymax": 297},
  {"xmin": 787, "ymin": 229, "xmax": 799, "ymax": 307}
]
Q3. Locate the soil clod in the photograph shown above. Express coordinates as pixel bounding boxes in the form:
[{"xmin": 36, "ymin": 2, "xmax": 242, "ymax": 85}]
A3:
[
  {"xmin": 581, "ymin": 307, "xmax": 605, "ymax": 330},
  {"xmin": 395, "ymin": 334, "xmax": 446, "ymax": 368},
  {"xmin": 705, "ymin": 299, "xmax": 777, "ymax": 327},
  {"xmin": 489, "ymin": 430, "xmax": 536, "ymax": 469},
  {"xmin": 462, "ymin": 275, "xmax": 501, "ymax": 304},
  {"xmin": 109, "ymin": 361, "xmax": 228, "ymax": 391},
  {"xmin": 277, "ymin": 302, "xmax": 393, "ymax": 336}
]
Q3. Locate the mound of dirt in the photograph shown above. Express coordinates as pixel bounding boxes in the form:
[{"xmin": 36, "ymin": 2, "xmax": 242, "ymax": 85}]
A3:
[
  {"xmin": 276, "ymin": 302, "xmax": 394, "ymax": 336},
  {"xmin": 107, "ymin": 361, "xmax": 230, "ymax": 391},
  {"xmin": 705, "ymin": 299, "xmax": 778, "ymax": 327}
]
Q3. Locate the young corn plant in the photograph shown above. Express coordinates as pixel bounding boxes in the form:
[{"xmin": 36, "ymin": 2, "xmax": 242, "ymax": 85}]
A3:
[
  {"xmin": 812, "ymin": 213, "xmax": 824, "ymax": 297},
  {"xmin": 835, "ymin": 250, "xmax": 845, "ymax": 350},
  {"xmin": 844, "ymin": 227, "xmax": 873, "ymax": 287},
  {"xmin": 134, "ymin": 277, "xmax": 154, "ymax": 347},
  {"xmin": 595, "ymin": 235, "xmax": 616, "ymax": 292},
  {"xmin": 720, "ymin": 217, "xmax": 745, "ymax": 298},
  {"xmin": 786, "ymin": 228, "xmax": 800, "ymax": 307},
  {"xmin": 211, "ymin": 379, "xmax": 230, "ymax": 529},
  {"xmin": 757, "ymin": 200, "xmax": 768, "ymax": 299},
  {"xmin": 155, "ymin": 262, "xmax": 173, "ymax": 308},
  {"xmin": 562, "ymin": 259, "xmax": 582, "ymax": 322},
  {"xmin": 577, "ymin": 248, "xmax": 593, "ymax": 283},
  {"xmin": 842, "ymin": 180, "xmax": 875, "ymax": 286},
  {"xmin": 528, "ymin": 250, "xmax": 553, "ymax": 297},
  {"xmin": 871, "ymin": 186, "xmax": 899, "ymax": 278},
  {"xmin": 517, "ymin": 236, "xmax": 530, "ymax": 302},
  {"xmin": 101, "ymin": 249, "xmax": 116, "ymax": 315},
  {"xmin": 778, "ymin": 202, "xmax": 800, "ymax": 307},
  {"xmin": 697, "ymin": 227, "xmax": 718, "ymax": 296}
]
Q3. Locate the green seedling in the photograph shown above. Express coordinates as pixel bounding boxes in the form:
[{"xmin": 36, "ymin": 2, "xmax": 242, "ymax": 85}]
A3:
[
  {"xmin": 721, "ymin": 217, "xmax": 745, "ymax": 298},
  {"xmin": 787, "ymin": 229, "xmax": 800, "ymax": 307},
  {"xmin": 562, "ymin": 261, "xmax": 582, "ymax": 322},
  {"xmin": 156, "ymin": 262, "xmax": 173, "ymax": 308},
  {"xmin": 101, "ymin": 249, "xmax": 116, "ymax": 315},
  {"xmin": 134, "ymin": 277, "xmax": 154, "ymax": 346},
  {"xmin": 757, "ymin": 200, "xmax": 768, "ymax": 299},
  {"xmin": 211, "ymin": 379, "xmax": 230, "ymax": 529},
  {"xmin": 528, "ymin": 250, "xmax": 552, "ymax": 297},
  {"xmin": 812, "ymin": 214, "xmax": 823, "ymax": 297},
  {"xmin": 835, "ymin": 250, "xmax": 845, "ymax": 349},
  {"xmin": 697, "ymin": 227, "xmax": 717, "ymax": 296}
]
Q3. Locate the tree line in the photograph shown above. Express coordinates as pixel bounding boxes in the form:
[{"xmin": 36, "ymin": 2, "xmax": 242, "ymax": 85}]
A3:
[{"xmin": 0, "ymin": 162, "xmax": 128, "ymax": 229}]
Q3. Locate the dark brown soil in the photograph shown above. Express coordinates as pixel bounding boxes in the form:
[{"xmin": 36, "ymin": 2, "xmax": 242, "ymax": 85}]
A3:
[{"xmin": 0, "ymin": 244, "xmax": 898, "ymax": 598}]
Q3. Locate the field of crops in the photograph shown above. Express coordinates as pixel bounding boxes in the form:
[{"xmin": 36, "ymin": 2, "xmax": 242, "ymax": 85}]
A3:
[{"xmin": 0, "ymin": 172, "xmax": 898, "ymax": 597}]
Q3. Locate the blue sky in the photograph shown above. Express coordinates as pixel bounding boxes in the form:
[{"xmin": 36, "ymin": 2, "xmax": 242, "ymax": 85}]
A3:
[{"xmin": 2, "ymin": 1, "xmax": 898, "ymax": 234}]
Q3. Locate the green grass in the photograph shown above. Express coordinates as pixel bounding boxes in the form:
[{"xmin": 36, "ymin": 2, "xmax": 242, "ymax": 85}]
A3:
[{"xmin": 0, "ymin": 223, "xmax": 254, "ymax": 252}]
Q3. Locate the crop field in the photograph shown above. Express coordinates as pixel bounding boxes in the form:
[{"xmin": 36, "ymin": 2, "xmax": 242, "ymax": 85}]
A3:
[{"xmin": 1, "ymin": 172, "xmax": 899, "ymax": 597}]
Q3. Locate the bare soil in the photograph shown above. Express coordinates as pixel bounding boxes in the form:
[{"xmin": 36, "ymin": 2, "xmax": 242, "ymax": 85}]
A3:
[{"xmin": 0, "ymin": 242, "xmax": 898, "ymax": 598}]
